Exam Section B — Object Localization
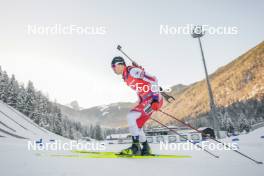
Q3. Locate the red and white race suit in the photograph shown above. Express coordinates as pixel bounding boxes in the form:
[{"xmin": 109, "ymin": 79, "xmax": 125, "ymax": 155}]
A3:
[{"xmin": 122, "ymin": 66, "xmax": 163, "ymax": 142}]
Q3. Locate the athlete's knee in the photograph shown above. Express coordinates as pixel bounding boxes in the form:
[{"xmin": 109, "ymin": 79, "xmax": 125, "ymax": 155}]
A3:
[{"xmin": 127, "ymin": 111, "xmax": 141, "ymax": 128}]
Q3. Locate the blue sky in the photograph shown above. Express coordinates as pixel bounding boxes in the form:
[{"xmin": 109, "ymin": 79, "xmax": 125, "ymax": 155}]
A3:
[{"xmin": 0, "ymin": 0, "xmax": 263, "ymax": 108}]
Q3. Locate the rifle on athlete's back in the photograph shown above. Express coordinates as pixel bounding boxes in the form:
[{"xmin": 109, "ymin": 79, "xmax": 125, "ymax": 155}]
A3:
[{"xmin": 117, "ymin": 45, "xmax": 175, "ymax": 103}]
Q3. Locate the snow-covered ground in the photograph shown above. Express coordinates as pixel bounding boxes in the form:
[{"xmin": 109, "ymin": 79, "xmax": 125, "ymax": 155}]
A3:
[{"xmin": 0, "ymin": 101, "xmax": 263, "ymax": 176}]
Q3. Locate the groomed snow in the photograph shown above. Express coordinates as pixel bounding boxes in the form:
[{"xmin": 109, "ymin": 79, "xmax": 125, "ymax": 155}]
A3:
[{"xmin": 0, "ymin": 101, "xmax": 263, "ymax": 176}]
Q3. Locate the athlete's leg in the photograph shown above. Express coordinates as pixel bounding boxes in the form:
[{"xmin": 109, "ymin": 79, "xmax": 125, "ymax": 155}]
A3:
[
  {"xmin": 119, "ymin": 111, "xmax": 142, "ymax": 155},
  {"xmin": 127, "ymin": 111, "xmax": 147, "ymax": 142},
  {"xmin": 127, "ymin": 111, "xmax": 141, "ymax": 137},
  {"xmin": 138, "ymin": 128, "xmax": 146, "ymax": 143}
]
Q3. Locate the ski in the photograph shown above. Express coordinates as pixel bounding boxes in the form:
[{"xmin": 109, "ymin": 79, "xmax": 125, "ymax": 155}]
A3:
[{"xmin": 49, "ymin": 150, "xmax": 192, "ymax": 159}]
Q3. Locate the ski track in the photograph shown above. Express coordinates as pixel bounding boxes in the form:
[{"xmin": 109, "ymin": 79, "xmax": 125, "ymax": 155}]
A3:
[
  {"xmin": 0, "ymin": 110, "xmax": 29, "ymax": 131},
  {"xmin": 0, "ymin": 128, "xmax": 27, "ymax": 139},
  {"xmin": 1, "ymin": 101, "xmax": 48, "ymax": 134},
  {"xmin": 0, "ymin": 120, "xmax": 16, "ymax": 132},
  {"xmin": 0, "ymin": 100, "xmax": 66, "ymax": 141}
]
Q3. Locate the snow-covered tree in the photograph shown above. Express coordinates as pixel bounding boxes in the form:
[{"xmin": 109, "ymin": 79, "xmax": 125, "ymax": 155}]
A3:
[
  {"xmin": 6, "ymin": 75, "xmax": 20, "ymax": 108},
  {"xmin": 24, "ymin": 81, "xmax": 36, "ymax": 119},
  {"xmin": 0, "ymin": 71, "xmax": 9, "ymax": 103},
  {"xmin": 95, "ymin": 124, "xmax": 103, "ymax": 140},
  {"xmin": 220, "ymin": 111, "xmax": 235, "ymax": 134},
  {"xmin": 238, "ymin": 113, "xmax": 251, "ymax": 133},
  {"xmin": 16, "ymin": 85, "xmax": 27, "ymax": 114}
]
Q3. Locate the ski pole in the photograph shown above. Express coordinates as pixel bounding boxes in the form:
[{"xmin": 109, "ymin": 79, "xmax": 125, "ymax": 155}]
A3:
[
  {"xmin": 116, "ymin": 45, "xmax": 175, "ymax": 103},
  {"xmin": 158, "ymin": 109, "xmax": 263, "ymax": 164},
  {"xmin": 117, "ymin": 45, "xmax": 139, "ymax": 66},
  {"xmin": 150, "ymin": 118, "xmax": 220, "ymax": 158}
]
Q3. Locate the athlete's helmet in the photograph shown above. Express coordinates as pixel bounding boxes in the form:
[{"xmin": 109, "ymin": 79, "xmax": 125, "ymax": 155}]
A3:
[{"xmin": 111, "ymin": 56, "xmax": 126, "ymax": 67}]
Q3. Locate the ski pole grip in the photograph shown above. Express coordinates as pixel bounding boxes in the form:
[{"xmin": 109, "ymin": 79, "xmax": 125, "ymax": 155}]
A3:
[{"xmin": 117, "ymin": 45, "xmax": 122, "ymax": 51}]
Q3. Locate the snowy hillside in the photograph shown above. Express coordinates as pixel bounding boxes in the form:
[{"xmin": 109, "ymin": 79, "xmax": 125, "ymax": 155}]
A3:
[
  {"xmin": 0, "ymin": 98, "xmax": 263, "ymax": 176},
  {"xmin": 0, "ymin": 100, "xmax": 66, "ymax": 141}
]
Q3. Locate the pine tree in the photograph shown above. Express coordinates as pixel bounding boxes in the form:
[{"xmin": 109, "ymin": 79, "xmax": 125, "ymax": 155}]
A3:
[
  {"xmin": 95, "ymin": 124, "xmax": 103, "ymax": 140},
  {"xmin": 35, "ymin": 92, "xmax": 49, "ymax": 128},
  {"xmin": 0, "ymin": 71, "xmax": 9, "ymax": 103},
  {"xmin": 24, "ymin": 81, "xmax": 36, "ymax": 119},
  {"xmin": 68, "ymin": 126, "xmax": 74, "ymax": 139},
  {"xmin": 53, "ymin": 105, "xmax": 63, "ymax": 135},
  {"xmin": 220, "ymin": 111, "xmax": 235, "ymax": 134},
  {"xmin": 238, "ymin": 113, "xmax": 251, "ymax": 133},
  {"xmin": 16, "ymin": 85, "xmax": 27, "ymax": 114},
  {"xmin": 6, "ymin": 75, "xmax": 20, "ymax": 108},
  {"xmin": 89, "ymin": 125, "xmax": 95, "ymax": 139}
]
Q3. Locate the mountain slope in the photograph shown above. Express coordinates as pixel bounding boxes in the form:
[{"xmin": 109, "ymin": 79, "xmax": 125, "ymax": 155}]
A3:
[
  {"xmin": 155, "ymin": 41, "xmax": 264, "ymax": 124},
  {"xmin": 59, "ymin": 102, "xmax": 134, "ymax": 128}
]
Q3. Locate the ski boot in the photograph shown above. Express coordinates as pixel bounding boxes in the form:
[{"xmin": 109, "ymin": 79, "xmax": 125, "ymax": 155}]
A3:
[
  {"xmin": 119, "ymin": 136, "xmax": 141, "ymax": 155},
  {"xmin": 141, "ymin": 141, "xmax": 152, "ymax": 156}
]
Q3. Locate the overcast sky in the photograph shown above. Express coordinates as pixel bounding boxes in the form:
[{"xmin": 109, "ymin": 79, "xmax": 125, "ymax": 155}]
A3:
[{"xmin": 0, "ymin": 0, "xmax": 263, "ymax": 108}]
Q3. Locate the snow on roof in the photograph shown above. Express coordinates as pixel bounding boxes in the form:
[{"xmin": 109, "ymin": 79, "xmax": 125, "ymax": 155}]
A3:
[
  {"xmin": 102, "ymin": 111, "xmax": 109, "ymax": 116},
  {"xmin": 197, "ymin": 127, "xmax": 212, "ymax": 130},
  {"xmin": 106, "ymin": 133, "xmax": 131, "ymax": 139},
  {"xmin": 99, "ymin": 105, "xmax": 109, "ymax": 112}
]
